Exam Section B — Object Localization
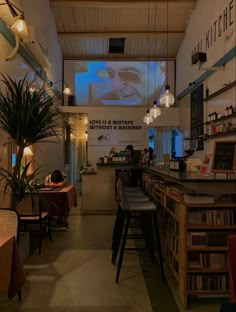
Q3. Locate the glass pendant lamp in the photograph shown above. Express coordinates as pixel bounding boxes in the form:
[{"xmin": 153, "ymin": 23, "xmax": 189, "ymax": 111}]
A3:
[
  {"xmin": 160, "ymin": 85, "xmax": 175, "ymax": 107},
  {"xmin": 150, "ymin": 3, "xmax": 161, "ymax": 119},
  {"xmin": 143, "ymin": 0, "xmax": 154, "ymax": 125},
  {"xmin": 143, "ymin": 109, "xmax": 153, "ymax": 125},
  {"xmin": 160, "ymin": 0, "xmax": 175, "ymax": 108},
  {"xmin": 150, "ymin": 100, "xmax": 161, "ymax": 118}
]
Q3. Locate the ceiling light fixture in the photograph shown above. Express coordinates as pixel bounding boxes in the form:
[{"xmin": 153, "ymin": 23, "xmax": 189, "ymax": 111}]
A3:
[
  {"xmin": 49, "ymin": 80, "xmax": 72, "ymax": 95},
  {"xmin": 143, "ymin": 0, "xmax": 153, "ymax": 125},
  {"xmin": 0, "ymin": 0, "xmax": 29, "ymax": 60},
  {"xmin": 143, "ymin": 109, "xmax": 153, "ymax": 125},
  {"xmin": 63, "ymin": 82, "xmax": 72, "ymax": 95},
  {"xmin": 160, "ymin": 0, "xmax": 175, "ymax": 108},
  {"xmin": 150, "ymin": 0, "xmax": 161, "ymax": 119}
]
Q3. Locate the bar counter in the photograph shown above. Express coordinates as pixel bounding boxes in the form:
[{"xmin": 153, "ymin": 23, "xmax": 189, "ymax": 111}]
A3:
[
  {"xmin": 145, "ymin": 166, "xmax": 236, "ymax": 183},
  {"xmin": 81, "ymin": 163, "xmax": 235, "ymax": 214},
  {"xmin": 143, "ymin": 165, "xmax": 236, "ymax": 195},
  {"xmin": 81, "ymin": 163, "xmax": 141, "ymax": 214}
]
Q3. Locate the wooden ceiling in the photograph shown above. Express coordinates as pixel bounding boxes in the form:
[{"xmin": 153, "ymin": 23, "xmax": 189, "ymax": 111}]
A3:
[{"xmin": 49, "ymin": 0, "xmax": 197, "ymax": 60}]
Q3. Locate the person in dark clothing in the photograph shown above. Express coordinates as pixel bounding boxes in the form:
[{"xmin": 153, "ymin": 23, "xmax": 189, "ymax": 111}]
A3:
[
  {"xmin": 125, "ymin": 144, "xmax": 143, "ymax": 186},
  {"xmin": 125, "ymin": 144, "xmax": 134, "ymax": 163}
]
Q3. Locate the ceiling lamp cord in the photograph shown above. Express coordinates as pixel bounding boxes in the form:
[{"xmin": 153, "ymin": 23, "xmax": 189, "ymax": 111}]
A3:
[
  {"xmin": 160, "ymin": 0, "xmax": 175, "ymax": 108},
  {"xmin": 143, "ymin": 0, "xmax": 153, "ymax": 125},
  {"xmin": 150, "ymin": 0, "xmax": 161, "ymax": 119}
]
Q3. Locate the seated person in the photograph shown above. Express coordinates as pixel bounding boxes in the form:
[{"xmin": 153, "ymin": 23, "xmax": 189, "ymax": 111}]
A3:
[{"xmin": 45, "ymin": 170, "xmax": 65, "ymax": 187}]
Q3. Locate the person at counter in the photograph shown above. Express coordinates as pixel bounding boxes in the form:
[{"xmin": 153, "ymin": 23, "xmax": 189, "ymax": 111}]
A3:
[
  {"xmin": 125, "ymin": 144, "xmax": 143, "ymax": 186},
  {"xmin": 125, "ymin": 144, "xmax": 134, "ymax": 163}
]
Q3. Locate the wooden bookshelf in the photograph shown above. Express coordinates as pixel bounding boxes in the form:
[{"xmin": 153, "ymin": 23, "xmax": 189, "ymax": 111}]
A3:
[{"xmin": 142, "ymin": 171, "xmax": 236, "ymax": 309}]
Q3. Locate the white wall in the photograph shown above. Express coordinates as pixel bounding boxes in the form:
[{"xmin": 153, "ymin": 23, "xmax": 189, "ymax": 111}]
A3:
[
  {"xmin": 176, "ymin": 0, "xmax": 235, "ymax": 94},
  {"xmin": 0, "ymin": 0, "xmax": 64, "ymax": 205},
  {"xmin": 176, "ymin": 0, "xmax": 236, "ymax": 160},
  {"xmin": 63, "ymin": 105, "xmax": 180, "ymax": 166}
]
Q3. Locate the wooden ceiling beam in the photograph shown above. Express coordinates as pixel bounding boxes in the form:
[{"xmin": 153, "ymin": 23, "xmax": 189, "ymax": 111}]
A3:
[
  {"xmin": 58, "ymin": 31, "xmax": 184, "ymax": 39},
  {"xmin": 63, "ymin": 56, "xmax": 176, "ymax": 61},
  {"xmin": 50, "ymin": 0, "xmax": 196, "ymax": 9}
]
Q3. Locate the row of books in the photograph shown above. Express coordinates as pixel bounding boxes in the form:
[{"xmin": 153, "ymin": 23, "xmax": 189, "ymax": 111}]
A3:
[
  {"xmin": 165, "ymin": 196, "xmax": 179, "ymax": 215},
  {"xmin": 162, "ymin": 245, "xmax": 179, "ymax": 274},
  {"xmin": 188, "ymin": 209, "xmax": 236, "ymax": 225},
  {"xmin": 187, "ymin": 274, "xmax": 229, "ymax": 291},
  {"xmin": 187, "ymin": 231, "xmax": 231, "ymax": 247},
  {"xmin": 162, "ymin": 211, "xmax": 179, "ymax": 235},
  {"xmin": 188, "ymin": 252, "xmax": 228, "ymax": 269},
  {"xmin": 163, "ymin": 236, "xmax": 179, "ymax": 255}
]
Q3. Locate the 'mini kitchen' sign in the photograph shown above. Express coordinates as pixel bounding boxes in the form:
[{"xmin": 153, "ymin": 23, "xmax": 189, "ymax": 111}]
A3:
[{"xmin": 192, "ymin": 0, "xmax": 235, "ymax": 56}]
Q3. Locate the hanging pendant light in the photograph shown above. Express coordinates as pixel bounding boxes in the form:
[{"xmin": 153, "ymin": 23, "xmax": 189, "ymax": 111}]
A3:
[
  {"xmin": 160, "ymin": 0, "xmax": 175, "ymax": 108},
  {"xmin": 150, "ymin": 0, "xmax": 161, "ymax": 119},
  {"xmin": 150, "ymin": 100, "xmax": 161, "ymax": 118},
  {"xmin": 160, "ymin": 85, "xmax": 175, "ymax": 107},
  {"xmin": 143, "ymin": 109, "xmax": 153, "ymax": 125},
  {"xmin": 143, "ymin": 0, "xmax": 153, "ymax": 125}
]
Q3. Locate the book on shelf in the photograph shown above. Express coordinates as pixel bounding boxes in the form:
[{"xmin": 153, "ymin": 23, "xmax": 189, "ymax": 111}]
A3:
[
  {"xmin": 189, "ymin": 232, "xmax": 207, "ymax": 247},
  {"xmin": 188, "ymin": 209, "xmax": 235, "ymax": 225},
  {"xmin": 184, "ymin": 192, "xmax": 215, "ymax": 204}
]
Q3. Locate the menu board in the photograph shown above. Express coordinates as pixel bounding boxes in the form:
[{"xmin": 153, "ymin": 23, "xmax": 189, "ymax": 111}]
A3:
[
  {"xmin": 190, "ymin": 84, "xmax": 204, "ymax": 150},
  {"xmin": 211, "ymin": 141, "xmax": 236, "ymax": 173}
]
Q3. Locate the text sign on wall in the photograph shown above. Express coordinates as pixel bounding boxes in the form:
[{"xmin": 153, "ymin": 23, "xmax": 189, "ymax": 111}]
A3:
[
  {"xmin": 89, "ymin": 119, "xmax": 142, "ymax": 130},
  {"xmin": 89, "ymin": 119, "xmax": 144, "ymax": 146}
]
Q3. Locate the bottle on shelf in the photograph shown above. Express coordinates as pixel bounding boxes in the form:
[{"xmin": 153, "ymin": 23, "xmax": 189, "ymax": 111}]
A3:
[
  {"xmin": 215, "ymin": 121, "xmax": 219, "ymax": 133},
  {"xmin": 228, "ymin": 105, "xmax": 234, "ymax": 115},
  {"xmin": 225, "ymin": 106, "xmax": 229, "ymax": 116},
  {"xmin": 219, "ymin": 121, "xmax": 224, "ymax": 133},
  {"xmin": 207, "ymin": 113, "xmax": 211, "ymax": 122},
  {"xmin": 213, "ymin": 112, "xmax": 218, "ymax": 120}
]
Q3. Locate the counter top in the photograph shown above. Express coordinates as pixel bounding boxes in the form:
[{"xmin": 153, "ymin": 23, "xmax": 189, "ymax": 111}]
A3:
[
  {"xmin": 96, "ymin": 163, "xmax": 143, "ymax": 167},
  {"xmin": 144, "ymin": 166, "xmax": 236, "ymax": 183},
  {"xmin": 81, "ymin": 171, "xmax": 97, "ymax": 175}
]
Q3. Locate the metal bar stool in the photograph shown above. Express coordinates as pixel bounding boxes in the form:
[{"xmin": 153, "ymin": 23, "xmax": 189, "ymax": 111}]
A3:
[
  {"xmin": 112, "ymin": 178, "xmax": 165, "ymax": 283},
  {"xmin": 112, "ymin": 177, "xmax": 149, "ymax": 253}
]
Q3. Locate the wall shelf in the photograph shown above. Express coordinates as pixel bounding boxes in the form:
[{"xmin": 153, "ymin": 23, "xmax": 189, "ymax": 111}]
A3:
[
  {"xmin": 204, "ymin": 112, "xmax": 236, "ymax": 125},
  {"xmin": 203, "ymin": 80, "xmax": 236, "ymax": 101},
  {"xmin": 206, "ymin": 130, "xmax": 236, "ymax": 139}
]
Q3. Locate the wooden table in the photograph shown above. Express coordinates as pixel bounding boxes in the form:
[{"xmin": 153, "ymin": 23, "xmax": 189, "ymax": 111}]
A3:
[
  {"xmin": 39, "ymin": 185, "xmax": 77, "ymax": 224},
  {"xmin": 0, "ymin": 236, "xmax": 26, "ymax": 299}
]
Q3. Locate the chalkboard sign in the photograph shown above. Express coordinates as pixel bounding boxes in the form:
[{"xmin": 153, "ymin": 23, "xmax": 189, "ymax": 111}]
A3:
[
  {"xmin": 190, "ymin": 84, "xmax": 204, "ymax": 150},
  {"xmin": 211, "ymin": 140, "xmax": 236, "ymax": 173}
]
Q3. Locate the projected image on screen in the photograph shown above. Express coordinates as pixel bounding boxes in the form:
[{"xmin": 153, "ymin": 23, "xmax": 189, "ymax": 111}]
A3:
[{"xmin": 75, "ymin": 61, "xmax": 166, "ymax": 106}]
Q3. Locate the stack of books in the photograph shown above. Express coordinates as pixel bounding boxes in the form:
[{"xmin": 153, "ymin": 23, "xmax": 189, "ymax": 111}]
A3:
[{"xmin": 184, "ymin": 192, "xmax": 215, "ymax": 204}]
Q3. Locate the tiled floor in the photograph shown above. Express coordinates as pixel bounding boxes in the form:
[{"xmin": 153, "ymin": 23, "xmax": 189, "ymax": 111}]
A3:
[{"xmin": 0, "ymin": 195, "xmax": 228, "ymax": 312}]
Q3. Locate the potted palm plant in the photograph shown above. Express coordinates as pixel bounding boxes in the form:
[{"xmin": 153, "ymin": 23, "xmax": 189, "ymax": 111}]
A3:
[{"xmin": 0, "ymin": 74, "xmax": 67, "ymax": 209}]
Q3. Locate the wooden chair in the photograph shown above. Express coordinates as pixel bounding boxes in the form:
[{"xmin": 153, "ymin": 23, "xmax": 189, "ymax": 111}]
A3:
[
  {"xmin": 0, "ymin": 208, "xmax": 19, "ymax": 240},
  {"xmin": 16, "ymin": 195, "xmax": 52, "ymax": 255},
  {"xmin": 0, "ymin": 208, "xmax": 22, "ymax": 300}
]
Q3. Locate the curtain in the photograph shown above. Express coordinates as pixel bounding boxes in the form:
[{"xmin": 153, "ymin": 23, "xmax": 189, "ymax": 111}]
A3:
[{"xmin": 154, "ymin": 127, "xmax": 176, "ymax": 162}]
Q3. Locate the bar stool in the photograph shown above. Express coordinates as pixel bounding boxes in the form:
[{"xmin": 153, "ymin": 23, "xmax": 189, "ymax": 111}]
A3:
[
  {"xmin": 115, "ymin": 168, "xmax": 130, "ymax": 197},
  {"xmin": 112, "ymin": 178, "xmax": 165, "ymax": 283},
  {"xmin": 112, "ymin": 178, "xmax": 150, "ymax": 252}
]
